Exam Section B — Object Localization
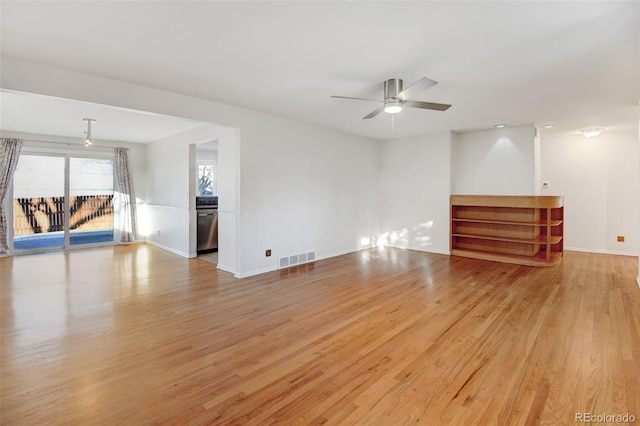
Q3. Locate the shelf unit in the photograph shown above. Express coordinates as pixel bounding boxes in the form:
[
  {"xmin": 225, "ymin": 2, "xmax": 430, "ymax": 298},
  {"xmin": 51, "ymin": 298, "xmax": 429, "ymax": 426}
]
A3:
[{"xmin": 450, "ymin": 195, "xmax": 564, "ymax": 266}]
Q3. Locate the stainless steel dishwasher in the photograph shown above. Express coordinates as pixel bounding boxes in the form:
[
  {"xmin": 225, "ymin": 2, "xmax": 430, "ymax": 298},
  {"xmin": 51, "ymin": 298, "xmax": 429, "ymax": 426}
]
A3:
[{"xmin": 196, "ymin": 207, "xmax": 218, "ymax": 252}]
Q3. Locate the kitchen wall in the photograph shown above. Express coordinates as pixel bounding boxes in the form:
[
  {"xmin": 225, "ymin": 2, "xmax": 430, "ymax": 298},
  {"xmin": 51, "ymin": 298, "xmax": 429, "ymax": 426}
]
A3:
[{"xmin": 378, "ymin": 131, "xmax": 451, "ymax": 255}]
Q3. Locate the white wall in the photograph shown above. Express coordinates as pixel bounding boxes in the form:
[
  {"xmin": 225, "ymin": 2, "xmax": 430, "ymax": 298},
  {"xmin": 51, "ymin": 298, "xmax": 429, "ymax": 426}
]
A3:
[
  {"xmin": 0, "ymin": 59, "xmax": 381, "ymax": 277},
  {"xmin": 238, "ymin": 114, "xmax": 380, "ymax": 276},
  {"xmin": 452, "ymin": 126, "xmax": 536, "ymax": 195},
  {"xmin": 540, "ymin": 129, "xmax": 639, "ymax": 255},
  {"xmin": 144, "ymin": 124, "xmax": 229, "ymax": 259},
  {"xmin": 213, "ymin": 128, "xmax": 239, "ymax": 274},
  {"xmin": 196, "ymin": 148, "xmax": 218, "ymax": 163},
  {"xmin": 378, "ymin": 132, "xmax": 451, "ymax": 255}
]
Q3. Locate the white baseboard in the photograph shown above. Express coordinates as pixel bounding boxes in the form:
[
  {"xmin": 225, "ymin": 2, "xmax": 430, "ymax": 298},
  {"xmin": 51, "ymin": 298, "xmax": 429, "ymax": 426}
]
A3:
[
  {"xmin": 565, "ymin": 247, "xmax": 639, "ymax": 257},
  {"xmin": 233, "ymin": 248, "xmax": 357, "ymax": 279},
  {"xmin": 317, "ymin": 248, "xmax": 358, "ymax": 261},
  {"xmin": 145, "ymin": 240, "xmax": 195, "ymax": 258},
  {"xmin": 233, "ymin": 246, "xmax": 455, "ymax": 279},
  {"xmin": 216, "ymin": 263, "xmax": 236, "ymax": 275},
  {"xmin": 234, "ymin": 265, "xmax": 276, "ymax": 279},
  {"xmin": 383, "ymin": 244, "xmax": 450, "ymax": 256}
]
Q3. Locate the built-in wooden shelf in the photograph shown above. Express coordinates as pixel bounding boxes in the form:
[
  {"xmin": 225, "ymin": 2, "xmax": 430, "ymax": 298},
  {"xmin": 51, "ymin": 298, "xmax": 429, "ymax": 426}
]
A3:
[
  {"xmin": 452, "ymin": 218, "xmax": 563, "ymax": 227},
  {"xmin": 452, "ymin": 233, "xmax": 563, "ymax": 245},
  {"xmin": 451, "ymin": 195, "xmax": 564, "ymax": 266}
]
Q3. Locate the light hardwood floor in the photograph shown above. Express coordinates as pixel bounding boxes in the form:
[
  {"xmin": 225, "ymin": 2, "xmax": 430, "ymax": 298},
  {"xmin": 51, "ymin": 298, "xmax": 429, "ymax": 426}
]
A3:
[{"xmin": 1, "ymin": 245, "xmax": 638, "ymax": 425}]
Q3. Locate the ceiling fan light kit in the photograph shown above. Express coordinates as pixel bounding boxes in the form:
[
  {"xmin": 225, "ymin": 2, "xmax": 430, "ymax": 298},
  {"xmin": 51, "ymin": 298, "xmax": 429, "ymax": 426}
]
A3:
[
  {"xmin": 331, "ymin": 77, "xmax": 452, "ymax": 120},
  {"xmin": 383, "ymin": 100, "xmax": 402, "ymax": 114}
]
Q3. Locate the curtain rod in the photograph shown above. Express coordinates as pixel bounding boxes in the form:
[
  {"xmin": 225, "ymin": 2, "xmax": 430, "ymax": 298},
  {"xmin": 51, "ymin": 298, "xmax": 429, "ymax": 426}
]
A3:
[{"xmin": 18, "ymin": 138, "xmax": 126, "ymax": 151}]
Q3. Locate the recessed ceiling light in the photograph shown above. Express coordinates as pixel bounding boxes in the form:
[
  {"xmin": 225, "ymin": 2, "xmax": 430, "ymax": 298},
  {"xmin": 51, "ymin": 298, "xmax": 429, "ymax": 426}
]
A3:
[
  {"xmin": 580, "ymin": 128, "xmax": 604, "ymax": 138},
  {"xmin": 542, "ymin": 124, "xmax": 555, "ymax": 129},
  {"xmin": 494, "ymin": 124, "xmax": 506, "ymax": 128}
]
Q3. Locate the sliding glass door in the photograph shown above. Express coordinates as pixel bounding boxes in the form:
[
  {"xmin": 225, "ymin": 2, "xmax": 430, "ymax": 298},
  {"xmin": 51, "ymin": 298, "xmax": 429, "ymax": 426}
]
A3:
[
  {"xmin": 12, "ymin": 155, "xmax": 66, "ymax": 250},
  {"xmin": 69, "ymin": 157, "xmax": 114, "ymax": 246},
  {"xmin": 12, "ymin": 154, "xmax": 114, "ymax": 252}
]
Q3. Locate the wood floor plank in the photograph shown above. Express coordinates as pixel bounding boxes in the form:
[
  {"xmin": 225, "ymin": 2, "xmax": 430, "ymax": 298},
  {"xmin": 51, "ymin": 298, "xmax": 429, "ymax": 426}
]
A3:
[{"xmin": 1, "ymin": 245, "xmax": 639, "ymax": 425}]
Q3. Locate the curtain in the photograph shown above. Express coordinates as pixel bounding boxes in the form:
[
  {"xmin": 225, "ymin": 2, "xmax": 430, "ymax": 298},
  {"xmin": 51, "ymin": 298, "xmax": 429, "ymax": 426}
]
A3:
[
  {"xmin": 0, "ymin": 138, "xmax": 23, "ymax": 253},
  {"xmin": 114, "ymin": 148, "xmax": 138, "ymax": 243}
]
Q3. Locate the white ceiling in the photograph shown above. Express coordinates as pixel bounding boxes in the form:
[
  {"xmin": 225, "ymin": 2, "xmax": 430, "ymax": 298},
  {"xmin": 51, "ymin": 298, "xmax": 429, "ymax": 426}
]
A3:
[
  {"xmin": 0, "ymin": 90, "xmax": 209, "ymax": 143},
  {"xmin": 1, "ymin": 1, "xmax": 638, "ymax": 142}
]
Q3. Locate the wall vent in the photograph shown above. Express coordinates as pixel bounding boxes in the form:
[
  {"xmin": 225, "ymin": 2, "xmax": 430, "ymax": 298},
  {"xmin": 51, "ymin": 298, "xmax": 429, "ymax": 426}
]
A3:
[{"xmin": 278, "ymin": 251, "xmax": 317, "ymax": 269}]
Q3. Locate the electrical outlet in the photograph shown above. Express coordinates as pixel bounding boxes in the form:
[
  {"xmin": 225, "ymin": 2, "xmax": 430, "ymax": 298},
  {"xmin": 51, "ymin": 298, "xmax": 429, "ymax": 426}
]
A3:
[
  {"xmin": 266, "ymin": 249, "xmax": 272, "ymax": 257},
  {"xmin": 617, "ymin": 235, "xmax": 625, "ymax": 242}
]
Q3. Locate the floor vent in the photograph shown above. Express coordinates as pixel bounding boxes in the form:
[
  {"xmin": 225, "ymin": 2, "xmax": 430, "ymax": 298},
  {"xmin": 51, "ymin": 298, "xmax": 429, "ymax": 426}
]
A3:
[{"xmin": 279, "ymin": 257, "xmax": 289, "ymax": 268}]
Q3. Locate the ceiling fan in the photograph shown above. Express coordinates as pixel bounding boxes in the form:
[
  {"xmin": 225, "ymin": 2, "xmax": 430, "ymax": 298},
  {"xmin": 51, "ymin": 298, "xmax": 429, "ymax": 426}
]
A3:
[{"xmin": 331, "ymin": 77, "xmax": 452, "ymax": 119}]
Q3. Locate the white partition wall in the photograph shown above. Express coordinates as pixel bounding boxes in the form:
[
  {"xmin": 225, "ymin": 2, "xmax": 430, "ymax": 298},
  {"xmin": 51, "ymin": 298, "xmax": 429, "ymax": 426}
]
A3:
[
  {"xmin": 452, "ymin": 126, "xmax": 536, "ymax": 196},
  {"xmin": 378, "ymin": 132, "xmax": 451, "ymax": 255}
]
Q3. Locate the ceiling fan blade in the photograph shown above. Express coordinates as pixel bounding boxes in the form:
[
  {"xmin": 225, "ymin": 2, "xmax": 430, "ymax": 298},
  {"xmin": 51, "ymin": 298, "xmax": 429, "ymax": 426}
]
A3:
[
  {"xmin": 404, "ymin": 100, "xmax": 452, "ymax": 111},
  {"xmin": 363, "ymin": 106, "xmax": 385, "ymax": 119},
  {"xmin": 331, "ymin": 95, "xmax": 384, "ymax": 103},
  {"xmin": 395, "ymin": 77, "xmax": 439, "ymax": 101}
]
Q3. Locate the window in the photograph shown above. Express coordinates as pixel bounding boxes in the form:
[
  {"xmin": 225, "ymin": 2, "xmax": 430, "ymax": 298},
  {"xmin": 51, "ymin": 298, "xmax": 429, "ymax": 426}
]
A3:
[{"xmin": 197, "ymin": 163, "xmax": 217, "ymax": 196}]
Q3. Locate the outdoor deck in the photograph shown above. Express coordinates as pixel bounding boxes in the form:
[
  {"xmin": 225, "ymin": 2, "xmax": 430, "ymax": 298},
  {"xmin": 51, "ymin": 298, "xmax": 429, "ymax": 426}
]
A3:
[{"xmin": 13, "ymin": 230, "xmax": 114, "ymax": 250}]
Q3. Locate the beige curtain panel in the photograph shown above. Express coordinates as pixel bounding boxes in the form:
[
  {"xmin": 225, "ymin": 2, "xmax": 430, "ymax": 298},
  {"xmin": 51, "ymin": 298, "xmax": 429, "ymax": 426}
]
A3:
[
  {"xmin": 0, "ymin": 138, "xmax": 23, "ymax": 253},
  {"xmin": 114, "ymin": 147, "xmax": 138, "ymax": 243}
]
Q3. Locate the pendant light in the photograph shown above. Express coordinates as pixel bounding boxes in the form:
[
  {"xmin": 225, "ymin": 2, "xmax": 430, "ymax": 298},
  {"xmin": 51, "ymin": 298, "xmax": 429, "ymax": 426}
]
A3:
[{"xmin": 83, "ymin": 118, "xmax": 96, "ymax": 146}]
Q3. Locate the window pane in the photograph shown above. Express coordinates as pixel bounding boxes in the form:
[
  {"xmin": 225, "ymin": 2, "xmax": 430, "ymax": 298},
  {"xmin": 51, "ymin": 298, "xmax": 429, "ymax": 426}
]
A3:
[
  {"xmin": 197, "ymin": 164, "xmax": 217, "ymax": 196},
  {"xmin": 69, "ymin": 158, "xmax": 114, "ymax": 246},
  {"xmin": 12, "ymin": 155, "xmax": 65, "ymax": 250}
]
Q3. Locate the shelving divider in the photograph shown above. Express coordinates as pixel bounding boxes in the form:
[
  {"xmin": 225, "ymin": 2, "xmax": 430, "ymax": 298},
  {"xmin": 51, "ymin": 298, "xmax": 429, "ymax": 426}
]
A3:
[{"xmin": 450, "ymin": 195, "xmax": 564, "ymax": 267}]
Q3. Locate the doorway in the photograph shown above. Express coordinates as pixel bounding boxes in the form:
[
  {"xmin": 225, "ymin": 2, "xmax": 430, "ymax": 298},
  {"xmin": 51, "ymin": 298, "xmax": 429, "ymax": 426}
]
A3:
[
  {"xmin": 12, "ymin": 153, "xmax": 115, "ymax": 252},
  {"xmin": 195, "ymin": 140, "xmax": 219, "ymax": 265}
]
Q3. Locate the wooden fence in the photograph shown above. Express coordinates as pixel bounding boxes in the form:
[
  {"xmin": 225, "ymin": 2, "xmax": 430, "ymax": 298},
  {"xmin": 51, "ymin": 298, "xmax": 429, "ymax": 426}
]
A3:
[{"xmin": 13, "ymin": 195, "xmax": 114, "ymax": 236}]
